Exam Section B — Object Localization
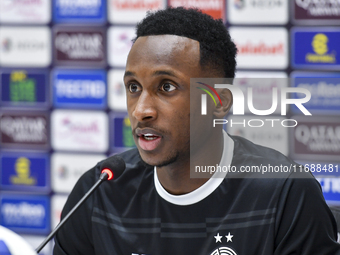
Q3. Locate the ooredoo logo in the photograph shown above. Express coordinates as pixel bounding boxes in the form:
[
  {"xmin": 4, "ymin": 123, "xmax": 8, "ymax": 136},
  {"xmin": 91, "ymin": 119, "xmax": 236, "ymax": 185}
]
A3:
[
  {"xmin": 0, "ymin": 152, "xmax": 49, "ymax": 192},
  {"xmin": 11, "ymin": 157, "xmax": 37, "ymax": 186},
  {"xmin": 306, "ymin": 33, "xmax": 336, "ymax": 63},
  {"xmin": 292, "ymin": 28, "xmax": 340, "ymax": 68}
]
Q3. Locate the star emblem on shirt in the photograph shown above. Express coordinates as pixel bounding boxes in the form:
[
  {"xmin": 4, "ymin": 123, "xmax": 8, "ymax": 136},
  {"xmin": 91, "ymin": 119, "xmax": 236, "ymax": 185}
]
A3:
[
  {"xmin": 214, "ymin": 233, "xmax": 223, "ymax": 243},
  {"xmin": 226, "ymin": 232, "xmax": 233, "ymax": 242}
]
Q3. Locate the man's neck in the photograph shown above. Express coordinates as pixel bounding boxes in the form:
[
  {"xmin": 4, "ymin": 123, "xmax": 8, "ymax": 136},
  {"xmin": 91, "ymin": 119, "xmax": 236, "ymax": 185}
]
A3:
[
  {"xmin": 156, "ymin": 164, "xmax": 209, "ymax": 195},
  {"xmin": 156, "ymin": 130, "xmax": 225, "ymax": 195}
]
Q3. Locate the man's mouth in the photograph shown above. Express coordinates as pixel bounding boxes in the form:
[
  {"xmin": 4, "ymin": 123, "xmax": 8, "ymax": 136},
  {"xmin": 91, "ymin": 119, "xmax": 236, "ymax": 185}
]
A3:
[
  {"xmin": 136, "ymin": 129, "xmax": 162, "ymax": 151},
  {"xmin": 142, "ymin": 134, "xmax": 159, "ymax": 141}
]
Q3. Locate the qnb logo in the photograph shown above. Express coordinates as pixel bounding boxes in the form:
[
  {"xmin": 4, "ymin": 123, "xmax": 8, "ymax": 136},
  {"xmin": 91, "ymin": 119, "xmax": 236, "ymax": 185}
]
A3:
[
  {"xmin": 197, "ymin": 82, "xmax": 223, "ymax": 115},
  {"xmin": 199, "ymin": 84, "xmax": 312, "ymax": 116}
]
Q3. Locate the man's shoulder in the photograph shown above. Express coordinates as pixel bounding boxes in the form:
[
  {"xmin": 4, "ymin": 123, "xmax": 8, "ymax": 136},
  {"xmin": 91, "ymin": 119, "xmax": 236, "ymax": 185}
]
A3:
[
  {"xmin": 227, "ymin": 134, "xmax": 314, "ymax": 180},
  {"xmin": 224, "ymin": 135, "xmax": 321, "ymax": 208},
  {"xmin": 114, "ymin": 148, "xmax": 153, "ymax": 178},
  {"xmin": 229, "ymin": 134, "xmax": 296, "ymax": 166}
]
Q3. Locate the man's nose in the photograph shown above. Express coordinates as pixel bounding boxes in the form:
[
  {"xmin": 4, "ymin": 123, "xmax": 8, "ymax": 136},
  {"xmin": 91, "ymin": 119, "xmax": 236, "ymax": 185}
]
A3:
[{"xmin": 132, "ymin": 91, "xmax": 157, "ymax": 122}]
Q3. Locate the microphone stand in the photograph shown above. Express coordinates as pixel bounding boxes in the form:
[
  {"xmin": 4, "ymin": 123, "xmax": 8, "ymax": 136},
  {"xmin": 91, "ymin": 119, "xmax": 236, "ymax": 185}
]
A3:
[{"xmin": 36, "ymin": 171, "xmax": 109, "ymax": 253}]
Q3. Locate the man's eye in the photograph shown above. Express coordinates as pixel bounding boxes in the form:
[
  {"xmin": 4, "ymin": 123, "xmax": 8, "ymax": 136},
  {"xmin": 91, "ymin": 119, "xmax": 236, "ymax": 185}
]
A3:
[
  {"xmin": 128, "ymin": 83, "xmax": 141, "ymax": 93},
  {"xmin": 161, "ymin": 83, "xmax": 176, "ymax": 92}
]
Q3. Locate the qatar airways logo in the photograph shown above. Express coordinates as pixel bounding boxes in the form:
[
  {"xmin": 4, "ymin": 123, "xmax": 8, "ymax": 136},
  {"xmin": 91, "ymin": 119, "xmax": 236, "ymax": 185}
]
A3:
[
  {"xmin": 198, "ymin": 83, "xmax": 312, "ymax": 128},
  {"xmin": 296, "ymin": 0, "xmax": 340, "ymax": 10}
]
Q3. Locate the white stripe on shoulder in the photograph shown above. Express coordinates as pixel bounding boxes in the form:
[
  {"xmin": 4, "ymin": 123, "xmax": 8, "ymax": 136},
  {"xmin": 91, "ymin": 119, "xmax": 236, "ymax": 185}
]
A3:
[{"xmin": 154, "ymin": 130, "xmax": 234, "ymax": 206}]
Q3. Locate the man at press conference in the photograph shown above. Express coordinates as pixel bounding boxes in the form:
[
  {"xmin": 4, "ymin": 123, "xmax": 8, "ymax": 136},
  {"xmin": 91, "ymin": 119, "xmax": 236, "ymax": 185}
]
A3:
[{"xmin": 53, "ymin": 7, "xmax": 340, "ymax": 255}]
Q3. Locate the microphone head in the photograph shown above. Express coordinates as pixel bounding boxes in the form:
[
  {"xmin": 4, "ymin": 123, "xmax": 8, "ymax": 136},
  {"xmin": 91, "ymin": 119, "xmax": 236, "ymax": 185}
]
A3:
[{"xmin": 100, "ymin": 155, "xmax": 126, "ymax": 180}]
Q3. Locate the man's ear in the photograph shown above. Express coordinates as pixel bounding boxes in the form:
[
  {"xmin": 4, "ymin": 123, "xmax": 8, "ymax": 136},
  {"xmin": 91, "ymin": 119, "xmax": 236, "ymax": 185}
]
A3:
[{"xmin": 213, "ymin": 88, "xmax": 233, "ymax": 118}]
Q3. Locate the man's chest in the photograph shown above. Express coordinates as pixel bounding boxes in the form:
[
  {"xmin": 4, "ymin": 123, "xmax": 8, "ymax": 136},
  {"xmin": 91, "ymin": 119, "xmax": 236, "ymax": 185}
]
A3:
[{"xmin": 91, "ymin": 205, "xmax": 277, "ymax": 255}]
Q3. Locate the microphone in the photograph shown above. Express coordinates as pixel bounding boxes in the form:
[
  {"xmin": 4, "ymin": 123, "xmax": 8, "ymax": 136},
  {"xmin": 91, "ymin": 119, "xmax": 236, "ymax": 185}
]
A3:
[{"xmin": 35, "ymin": 155, "xmax": 126, "ymax": 253}]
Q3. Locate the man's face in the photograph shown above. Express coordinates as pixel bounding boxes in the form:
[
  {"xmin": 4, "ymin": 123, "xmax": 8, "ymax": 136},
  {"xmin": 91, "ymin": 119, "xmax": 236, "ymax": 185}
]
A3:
[{"xmin": 124, "ymin": 35, "xmax": 204, "ymax": 167}]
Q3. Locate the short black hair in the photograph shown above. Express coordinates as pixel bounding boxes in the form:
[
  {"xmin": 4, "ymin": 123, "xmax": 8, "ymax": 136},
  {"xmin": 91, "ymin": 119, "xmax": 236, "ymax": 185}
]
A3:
[{"xmin": 133, "ymin": 7, "xmax": 237, "ymax": 78}]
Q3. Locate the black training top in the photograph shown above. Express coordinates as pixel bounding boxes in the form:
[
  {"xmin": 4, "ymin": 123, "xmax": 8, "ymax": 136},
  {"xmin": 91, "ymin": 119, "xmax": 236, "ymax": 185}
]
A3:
[{"xmin": 53, "ymin": 133, "xmax": 340, "ymax": 255}]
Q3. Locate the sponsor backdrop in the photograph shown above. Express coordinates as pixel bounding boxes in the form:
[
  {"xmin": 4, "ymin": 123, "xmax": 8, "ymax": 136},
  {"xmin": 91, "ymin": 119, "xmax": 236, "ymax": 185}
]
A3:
[{"xmin": 0, "ymin": 0, "xmax": 339, "ymax": 253}]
